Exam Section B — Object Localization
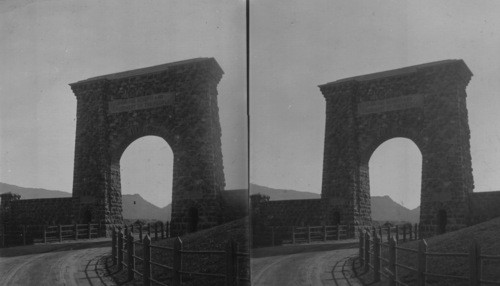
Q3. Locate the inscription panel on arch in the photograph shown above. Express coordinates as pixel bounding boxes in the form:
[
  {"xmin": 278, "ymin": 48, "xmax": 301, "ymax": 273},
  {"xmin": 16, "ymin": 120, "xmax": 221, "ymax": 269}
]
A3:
[
  {"xmin": 108, "ymin": 92, "xmax": 175, "ymax": 114},
  {"xmin": 357, "ymin": 94, "xmax": 424, "ymax": 116}
]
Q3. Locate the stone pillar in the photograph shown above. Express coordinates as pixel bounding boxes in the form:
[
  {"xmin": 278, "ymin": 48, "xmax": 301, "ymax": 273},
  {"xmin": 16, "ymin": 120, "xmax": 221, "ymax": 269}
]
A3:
[
  {"xmin": 319, "ymin": 81, "xmax": 370, "ymax": 226},
  {"xmin": 70, "ymin": 80, "xmax": 114, "ymax": 232}
]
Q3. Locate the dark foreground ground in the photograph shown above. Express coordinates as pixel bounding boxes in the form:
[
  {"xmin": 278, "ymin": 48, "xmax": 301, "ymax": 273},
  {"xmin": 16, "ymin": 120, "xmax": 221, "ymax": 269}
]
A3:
[
  {"xmin": 252, "ymin": 240, "xmax": 362, "ymax": 286},
  {"xmin": 0, "ymin": 238, "xmax": 114, "ymax": 286}
]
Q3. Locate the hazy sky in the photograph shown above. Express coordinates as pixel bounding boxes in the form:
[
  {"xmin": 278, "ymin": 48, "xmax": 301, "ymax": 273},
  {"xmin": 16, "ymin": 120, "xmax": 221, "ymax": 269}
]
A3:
[
  {"xmin": 0, "ymin": 0, "xmax": 246, "ymax": 208},
  {"xmin": 250, "ymin": 0, "xmax": 500, "ymax": 209}
]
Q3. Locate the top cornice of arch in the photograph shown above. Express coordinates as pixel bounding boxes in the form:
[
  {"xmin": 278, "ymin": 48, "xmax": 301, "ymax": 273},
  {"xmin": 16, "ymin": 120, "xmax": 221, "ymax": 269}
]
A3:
[
  {"xmin": 318, "ymin": 59, "xmax": 472, "ymax": 96},
  {"xmin": 69, "ymin": 57, "xmax": 223, "ymax": 94}
]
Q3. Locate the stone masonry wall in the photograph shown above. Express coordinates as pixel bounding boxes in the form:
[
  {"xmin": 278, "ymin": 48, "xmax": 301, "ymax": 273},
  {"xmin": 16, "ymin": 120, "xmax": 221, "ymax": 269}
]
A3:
[
  {"xmin": 220, "ymin": 189, "xmax": 249, "ymax": 222},
  {"xmin": 261, "ymin": 199, "xmax": 323, "ymax": 226},
  {"xmin": 7, "ymin": 197, "xmax": 75, "ymax": 225},
  {"xmin": 470, "ymin": 191, "xmax": 500, "ymax": 224},
  {"xmin": 319, "ymin": 60, "xmax": 474, "ymax": 230},
  {"xmin": 70, "ymin": 58, "xmax": 226, "ymax": 235}
]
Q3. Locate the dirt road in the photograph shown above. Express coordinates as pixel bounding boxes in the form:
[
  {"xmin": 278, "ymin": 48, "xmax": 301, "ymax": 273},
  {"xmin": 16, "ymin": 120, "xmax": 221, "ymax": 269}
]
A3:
[
  {"xmin": 0, "ymin": 239, "xmax": 115, "ymax": 286},
  {"xmin": 252, "ymin": 241, "xmax": 361, "ymax": 286}
]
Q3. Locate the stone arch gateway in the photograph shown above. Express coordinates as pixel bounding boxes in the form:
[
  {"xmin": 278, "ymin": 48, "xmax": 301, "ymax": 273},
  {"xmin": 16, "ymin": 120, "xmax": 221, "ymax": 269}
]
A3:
[
  {"xmin": 70, "ymin": 58, "xmax": 225, "ymax": 235},
  {"xmin": 319, "ymin": 60, "xmax": 474, "ymax": 232}
]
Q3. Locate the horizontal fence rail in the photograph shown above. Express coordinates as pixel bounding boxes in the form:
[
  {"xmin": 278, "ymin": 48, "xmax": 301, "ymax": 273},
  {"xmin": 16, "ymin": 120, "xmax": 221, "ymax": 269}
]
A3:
[
  {"xmin": 111, "ymin": 228, "xmax": 249, "ymax": 286},
  {"xmin": 0, "ymin": 223, "xmax": 102, "ymax": 247},
  {"xmin": 121, "ymin": 221, "xmax": 171, "ymax": 243},
  {"xmin": 254, "ymin": 224, "xmax": 364, "ymax": 247},
  {"xmin": 358, "ymin": 228, "xmax": 500, "ymax": 286}
]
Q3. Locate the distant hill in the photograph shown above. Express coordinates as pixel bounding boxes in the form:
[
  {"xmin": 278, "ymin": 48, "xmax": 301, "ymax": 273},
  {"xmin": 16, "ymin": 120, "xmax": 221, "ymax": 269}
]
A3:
[
  {"xmin": 250, "ymin": 184, "xmax": 320, "ymax": 200},
  {"xmin": 122, "ymin": 194, "xmax": 171, "ymax": 220},
  {"xmin": 250, "ymin": 183, "xmax": 420, "ymax": 223},
  {"xmin": 371, "ymin": 195, "xmax": 420, "ymax": 223},
  {"xmin": 0, "ymin": 182, "xmax": 71, "ymax": 199},
  {"xmin": 0, "ymin": 182, "xmax": 171, "ymax": 220}
]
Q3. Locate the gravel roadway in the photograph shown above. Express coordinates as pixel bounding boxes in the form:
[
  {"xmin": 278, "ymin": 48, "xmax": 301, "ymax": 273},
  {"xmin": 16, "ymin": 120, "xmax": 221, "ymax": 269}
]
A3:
[
  {"xmin": 0, "ymin": 239, "xmax": 115, "ymax": 286},
  {"xmin": 252, "ymin": 240, "xmax": 362, "ymax": 286}
]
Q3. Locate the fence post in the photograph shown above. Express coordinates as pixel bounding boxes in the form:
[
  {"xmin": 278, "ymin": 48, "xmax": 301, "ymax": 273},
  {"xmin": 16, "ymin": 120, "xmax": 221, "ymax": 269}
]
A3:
[
  {"xmin": 139, "ymin": 225, "xmax": 143, "ymax": 242},
  {"xmin": 74, "ymin": 224, "xmax": 78, "ymax": 240},
  {"xmin": 43, "ymin": 225, "xmax": 47, "ymax": 244},
  {"xmin": 373, "ymin": 234, "xmax": 381, "ymax": 282},
  {"xmin": 403, "ymin": 225, "xmax": 406, "ymax": 242},
  {"xmin": 323, "ymin": 225, "xmax": 327, "ymax": 242},
  {"xmin": 143, "ymin": 235, "xmax": 151, "ymax": 286},
  {"xmin": 87, "ymin": 223, "xmax": 91, "ymax": 239},
  {"xmin": 127, "ymin": 232, "xmax": 135, "ymax": 281},
  {"xmin": 118, "ymin": 230, "xmax": 124, "ymax": 271},
  {"xmin": 469, "ymin": 240, "xmax": 481, "ymax": 286},
  {"xmin": 359, "ymin": 229, "xmax": 364, "ymax": 264},
  {"xmin": 292, "ymin": 227, "xmax": 296, "ymax": 244},
  {"xmin": 387, "ymin": 225, "xmax": 391, "ymax": 242},
  {"xmin": 58, "ymin": 224, "xmax": 62, "ymax": 243},
  {"xmin": 364, "ymin": 232, "xmax": 371, "ymax": 272},
  {"xmin": 389, "ymin": 237, "xmax": 397, "ymax": 286},
  {"xmin": 395, "ymin": 225, "xmax": 399, "ymax": 243},
  {"xmin": 337, "ymin": 224, "xmax": 341, "ymax": 240},
  {"xmin": 173, "ymin": 237, "xmax": 182, "ymax": 286},
  {"xmin": 226, "ymin": 239, "xmax": 238, "ymax": 286},
  {"xmin": 1, "ymin": 224, "xmax": 5, "ymax": 247},
  {"xmin": 271, "ymin": 227, "xmax": 275, "ymax": 246},
  {"xmin": 161, "ymin": 222, "xmax": 165, "ymax": 239},
  {"xmin": 155, "ymin": 223, "xmax": 158, "ymax": 241},
  {"xmin": 112, "ymin": 228, "xmax": 117, "ymax": 265},
  {"xmin": 22, "ymin": 225, "xmax": 27, "ymax": 245},
  {"xmin": 307, "ymin": 226, "xmax": 311, "ymax": 243},
  {"xmin": 166, "ymin": 221, "xmax": 170, "ymax": 238},
  {"xmin": 417, "ymin": 239, "xmax": 427, "ymax": 286}
]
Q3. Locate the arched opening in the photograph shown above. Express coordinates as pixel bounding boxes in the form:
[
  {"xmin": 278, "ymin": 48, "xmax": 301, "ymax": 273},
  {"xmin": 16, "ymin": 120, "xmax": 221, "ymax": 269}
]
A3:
[
  {"xmin": 368, "ymin": 138, "xmax": 422, "ymax": 223},
  {"xmin": 188, "ymin": 207, "xmax": 199, "ymax": 233},
  {"xmin": 120, "ymin": 136, "xmax": 173, "ymax": 221},
  {"xmin": 437, "ymin": 209, "xmax": 447, "ymax": 234}
]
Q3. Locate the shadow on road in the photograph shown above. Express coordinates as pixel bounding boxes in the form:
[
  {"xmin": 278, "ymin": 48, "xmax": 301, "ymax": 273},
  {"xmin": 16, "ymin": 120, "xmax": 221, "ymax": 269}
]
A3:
[
  {"xmin": 252, "ymin": 240, "xmax": 358, "ymax": 258},
  {"xmin": 0, "ymin": 239, "xmax": 111, "ymax": 258}
]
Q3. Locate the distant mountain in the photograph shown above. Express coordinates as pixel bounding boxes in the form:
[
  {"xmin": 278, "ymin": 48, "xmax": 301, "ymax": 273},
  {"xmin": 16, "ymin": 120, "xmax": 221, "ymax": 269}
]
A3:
[
  {"xmin": 0, "ymin": 182, "xmax": 71, "ymax": 199},
  {"xmin": 250, "ymin": 184, "xmax": 320, "ymax": 200},
  {"xmin": 122, "ymin": 194, "xmax": 171, "ymax": 220},
  {"xmin": 0, "ymin": 182, "xmax": 171, "ymax": 221},
  {"xmin": 250, "ymin": 183, "xmax": 420, "ymax": 223},
  {"xmin": 371, "ymin": 195, "xmax": 420, "ymax": 223}
]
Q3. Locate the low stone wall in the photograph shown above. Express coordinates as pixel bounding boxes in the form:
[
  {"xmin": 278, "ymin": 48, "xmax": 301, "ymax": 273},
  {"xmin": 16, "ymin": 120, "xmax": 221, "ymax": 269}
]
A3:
[
  {"xmin": 7, "ymin": 197, "xmax": 75, "ymax": 225},
  {"xmin": 262, "ymin": 199, "xmax": 323, "ymax": 226},
  {"xmin": 470, "ymin": 191, "xmax": 500, "ymax": 224},
  {"xmin": 220, "ymin": 189, "xmax": 248, "ymax": 222}
]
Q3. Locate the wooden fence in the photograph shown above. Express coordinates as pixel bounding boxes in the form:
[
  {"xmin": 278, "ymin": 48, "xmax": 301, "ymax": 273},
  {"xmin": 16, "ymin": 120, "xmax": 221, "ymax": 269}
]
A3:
[
  {"xmin": 0, "ymin": 223, "xmax": 102, "ymax": 247},
  {"xmin": 111, "ymin": 228, "xmax": 250, "ymax": 286},
  {"xmin": 123, "ymin": 221, "xmax": 171, "ymax": 242},
  {"xmin": 359, "ymin": 228, "xmax": 500, "ymax": 285},
  {"xmin": 253, "ymin": 224, "xmax": 357, "ymax": 247},
  {"xmin": 291, "ymin": 225, "xmax": 350, "ymax": 244}
]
